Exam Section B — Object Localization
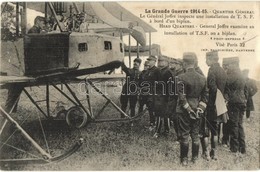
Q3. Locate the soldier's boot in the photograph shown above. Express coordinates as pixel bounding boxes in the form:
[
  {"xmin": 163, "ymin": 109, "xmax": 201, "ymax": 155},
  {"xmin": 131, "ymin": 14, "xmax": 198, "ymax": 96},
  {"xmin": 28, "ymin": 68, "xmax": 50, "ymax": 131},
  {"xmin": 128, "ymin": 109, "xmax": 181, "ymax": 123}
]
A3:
[
  {"xmin": 192, "ymin": 141, "xmax": 200, "ymax": 164},
  {"xmin": 217, "ymin": 124, "xmax": 221, "ymax": 144},
  {"xmin": 201, "ymin": 137, "xmax": 210, "ymax": 161},
  {"xmin": 153, "ymin": 117, "xmax": 162, "ymax": 138},
  {"xmin": 163, "ymin": 117, "xmax": 170, "ymax": 136},
  {"xmin": 180, "ymin": 142, "xmax": 189, "ymax": 166},
  {"xmin": 210, "ymin": 136, "xmax": 218, "ymax": 160}
]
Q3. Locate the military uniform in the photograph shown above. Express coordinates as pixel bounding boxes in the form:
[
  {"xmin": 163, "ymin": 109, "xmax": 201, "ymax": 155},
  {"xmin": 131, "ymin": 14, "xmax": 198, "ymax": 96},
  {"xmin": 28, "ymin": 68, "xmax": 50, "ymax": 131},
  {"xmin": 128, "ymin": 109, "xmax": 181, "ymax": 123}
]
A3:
[
  {"xmin": 176, "ymin": 52, "xmax": 208, "ymax": 165},
  {"xmin": 206, "ymin": 51, "xmax": 227, "ymax": 159},
  {"xmin": 120, "ymin": 59, "xmax": 141, "ymax": 117},
  {"xmin": 144, "ymin": 56, "xmax": 161, "ymax": 127},
  {"xmin": 153, "ymin": 62, "xmax": 173, "ymax": 137},
  {"xmin": 224, "ymin": 57, "xmax": 248, "ymax": 153},
  {"xmin": 168, "ymin": 59, "xmax": 183, "ymax": 137},
  {"xmin": 221, "ymin": 57, "xmax": 231, "ymax": 146},
  {"xmin": 242, "ymin": 70, "xmax": 258, "ymax": 119}
]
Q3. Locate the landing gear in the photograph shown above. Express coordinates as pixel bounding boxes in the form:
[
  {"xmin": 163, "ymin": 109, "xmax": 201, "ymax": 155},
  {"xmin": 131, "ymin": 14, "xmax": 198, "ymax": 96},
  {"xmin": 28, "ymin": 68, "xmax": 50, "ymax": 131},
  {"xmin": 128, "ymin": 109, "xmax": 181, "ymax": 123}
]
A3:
[{"xmin": 66, "ymin": 106, "xmax": 89, "ymax": 129}]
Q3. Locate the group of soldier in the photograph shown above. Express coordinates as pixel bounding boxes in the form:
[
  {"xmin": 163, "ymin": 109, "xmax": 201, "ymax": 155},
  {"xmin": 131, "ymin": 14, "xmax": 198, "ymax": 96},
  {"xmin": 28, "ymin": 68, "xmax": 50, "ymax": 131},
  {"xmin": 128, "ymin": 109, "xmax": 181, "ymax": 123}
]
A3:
[{"xmin": 120, "ymin": 51, "xmax": 258, "ymax": 166}]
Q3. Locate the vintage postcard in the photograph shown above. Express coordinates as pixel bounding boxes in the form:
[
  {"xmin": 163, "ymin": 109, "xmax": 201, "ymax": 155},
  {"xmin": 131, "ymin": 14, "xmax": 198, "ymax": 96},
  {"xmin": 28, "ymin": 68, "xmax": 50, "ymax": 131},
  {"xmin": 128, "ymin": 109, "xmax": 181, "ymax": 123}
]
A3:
[{"xmin": 0, "ymin": 1, "xmax": 259, "ymax": 170}]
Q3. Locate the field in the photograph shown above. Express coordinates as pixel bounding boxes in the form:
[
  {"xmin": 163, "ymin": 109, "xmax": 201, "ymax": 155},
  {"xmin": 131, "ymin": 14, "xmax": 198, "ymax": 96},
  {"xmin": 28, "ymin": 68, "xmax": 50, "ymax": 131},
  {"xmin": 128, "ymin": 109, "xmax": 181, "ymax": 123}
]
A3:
[{"xmin": 0, "ymin": 82, "xmax": 259, "ymax": 170}]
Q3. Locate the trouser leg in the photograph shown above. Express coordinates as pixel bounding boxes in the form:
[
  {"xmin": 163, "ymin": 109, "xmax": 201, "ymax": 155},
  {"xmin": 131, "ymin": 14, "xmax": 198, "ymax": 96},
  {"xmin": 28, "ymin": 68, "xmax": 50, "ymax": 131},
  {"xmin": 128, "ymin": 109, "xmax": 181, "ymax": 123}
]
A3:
[
  {"xmin": 164, "ymin": 117, "xmax": 170, "ymax": 134},
  {"xmin": 238, "ymin": 111, "xmax": 246, "ymax": 153},
  {"xmin": 180, "ymin": 141, "xmax": 189, "ymax": 165},
  {"xmin": 192, "ymin": 140, "xmax": 200, "ymax": 162},
  {"xmin": 120, "ymin": 95, "xmax": 128, "ymax": 118},
  {"xmin": 222, "ymin": 121, "xmax": 230, "ymax": 145},
  {"xmin": 147, "ymin": 98, "xmax": 155, "ymax": 125},
  {"xmin": 246, "ymin": 110, "xmax": 250, "ymax": 119},
  {"xmin": 154, "ymin": 116, "xmax": 162, "ymax": 134},
  {"xmin": 5, "ymin": 85, "xmax": 23, "ymax": 113},
  {"xmin": 209, "ymin": 121, "xmax": 218, "ymax": 160},
  {"xmin": 229, "ymin": 109, "xmax": 239, "ymax": 153},
  {"xmin": 129, "ymin": 96, "xmax": 137, "ymax": 117},
  {"xmin": 190, "ymin": 119, "xmax": 200, "ymax": 162},
  {"xmin": 201, "ymin": 137, "xmax": 210, "ymax": 160},
  {"xmin": 178, "ymin": 112, "xmax": 190, "ymax": 164}
]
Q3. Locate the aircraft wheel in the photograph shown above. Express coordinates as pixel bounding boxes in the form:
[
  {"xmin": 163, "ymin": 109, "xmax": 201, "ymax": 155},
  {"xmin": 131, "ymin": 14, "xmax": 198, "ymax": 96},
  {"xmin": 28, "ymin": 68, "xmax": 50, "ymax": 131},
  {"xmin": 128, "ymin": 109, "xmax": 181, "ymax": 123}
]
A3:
[{"xmin": 66, "ymin": 106, "xmax": 89, "ymax": 129}]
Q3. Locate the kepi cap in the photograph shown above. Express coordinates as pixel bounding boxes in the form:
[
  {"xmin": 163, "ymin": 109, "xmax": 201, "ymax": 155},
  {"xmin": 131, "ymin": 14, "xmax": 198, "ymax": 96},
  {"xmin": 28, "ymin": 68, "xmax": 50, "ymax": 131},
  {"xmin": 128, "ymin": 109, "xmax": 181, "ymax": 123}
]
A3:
[
  {"xmin": 147, "ymin": 55, "xmax": 157, "ymax": 61},
  {"xmin": 223, "ymin": 56, "xmax": 239, "ymax": 65},
  {"xmin": 158, "ymin": 55, "xmax": 169, "ymax": 62},
  {"xmin": 183, "ymin": 52, "xmax": 197, "ymax": 64},
  {"xmin": 206, "ymin": 51, "xmax": 219, "ymax": 60},
  {"xmin": 144, "ymin": 61, "xmax": 149, "ymax": 66}
]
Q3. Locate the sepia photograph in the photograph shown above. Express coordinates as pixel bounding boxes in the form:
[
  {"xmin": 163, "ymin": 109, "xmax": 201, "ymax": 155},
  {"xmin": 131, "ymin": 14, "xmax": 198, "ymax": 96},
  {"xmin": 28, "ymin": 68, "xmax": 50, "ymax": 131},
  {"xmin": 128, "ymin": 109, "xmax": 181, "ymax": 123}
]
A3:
[{"xmin": 0, "ymin": 1, "xmax": 259, "ymax": 170}]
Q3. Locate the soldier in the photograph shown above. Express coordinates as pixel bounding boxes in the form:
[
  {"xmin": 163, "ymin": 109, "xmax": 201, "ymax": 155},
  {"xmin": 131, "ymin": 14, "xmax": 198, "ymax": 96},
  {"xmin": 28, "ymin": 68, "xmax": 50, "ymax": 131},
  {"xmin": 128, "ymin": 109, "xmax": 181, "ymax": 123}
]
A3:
[
  {"xmin": 143, "ymin": 55, "xmax": 161, "ymax": 131},
  {"xmin": 176, "ymin": 52, "xmax": 208, "ymax": 165},
  {"xmin": 242, "ymin": 69, "xmax": 258, "ymax": 121},
  {"xmin": 120, "ymin": 58, "xmax": 142, "ymax": 118},
  {"xmin": 221, "ymin": 58, "xmax": 230, "ymax": 147},
  {"xmin": 138, "ymin": 61, "xmax": 150, "ymax": 113},
  {"xmin": 205, "ymin": 51, "xmax": 227, "ymax": 160},
  {"xmin": 171, "ymin": 58, "xmax": 184, "ymax": 139},
  {"xmin": 224, "ymin": 57, "xmax": 248, "ymax": 154},
  {"xmin": 28, "ymin": 16, "xmax": 47, "ymax": 34},
  {"xmin": 167, "ymin": 58, "xmax": 179, "ymax": 137},
  {"xmin": 153, "ymin": 56, "xmax": 173, "ymax": 138},
  {"xmin": 5, "ymin": 16, "xmax": 48, "ymax": 113}
]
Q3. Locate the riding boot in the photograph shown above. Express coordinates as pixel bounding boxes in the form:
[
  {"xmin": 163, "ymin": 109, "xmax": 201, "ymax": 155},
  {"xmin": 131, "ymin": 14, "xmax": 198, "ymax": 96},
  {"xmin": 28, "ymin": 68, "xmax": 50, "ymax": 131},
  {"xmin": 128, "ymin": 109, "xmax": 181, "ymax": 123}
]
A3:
[
  {"xmin": 210, "ymin": 136, "xmax": 218, "ymax": 160},
  {"xmin": 200, "ymin": 137, "xmax": 210, "ymax": 161},
  {"xmin": 164, "ymin": 117, "xmax": 170, "ymax": 136},
  {"xmin": 180, "ymin": 142, "xmax": 189, "ymax": 166},
  {"xmin": 192, "ymin": 142, "xmax": 200, "ymax": 163},
  {"xmin": 153, "ymin": 117, "xmax": 162, "ymax": 138}
]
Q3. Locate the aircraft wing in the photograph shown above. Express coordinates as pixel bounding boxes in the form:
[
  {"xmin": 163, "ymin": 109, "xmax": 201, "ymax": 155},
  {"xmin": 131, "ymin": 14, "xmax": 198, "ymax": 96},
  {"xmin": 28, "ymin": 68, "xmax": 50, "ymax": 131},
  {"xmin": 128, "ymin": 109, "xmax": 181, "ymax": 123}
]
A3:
[
  {"xmin": 0, "ymin": 61, "xmax": 122, "ymax": 88},
  {"xmin": 89, "ymin": 2, "xmax": 146, "ymax": 46}
]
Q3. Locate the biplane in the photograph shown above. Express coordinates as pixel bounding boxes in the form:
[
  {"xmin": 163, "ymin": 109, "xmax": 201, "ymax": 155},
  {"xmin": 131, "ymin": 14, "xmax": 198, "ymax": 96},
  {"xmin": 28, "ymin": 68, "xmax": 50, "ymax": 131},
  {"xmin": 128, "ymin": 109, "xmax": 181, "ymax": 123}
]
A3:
[{"xmin": 0, "ymin": 2, "xmax": 157, "ymax": 166}]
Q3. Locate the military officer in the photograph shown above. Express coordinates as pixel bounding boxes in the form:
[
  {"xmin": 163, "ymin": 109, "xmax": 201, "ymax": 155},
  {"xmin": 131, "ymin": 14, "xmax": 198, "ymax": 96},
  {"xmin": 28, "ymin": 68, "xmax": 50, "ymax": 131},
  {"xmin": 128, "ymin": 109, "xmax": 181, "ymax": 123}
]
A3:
[
  {"xmin": 144, "ymin": 55, "xmax": 161, "ymax": 130},
  {"xmin": 242, "ymin": 69, "xmax": 258, "ymax": 121},
  {"xmin": 138, "ymin": 61, "xmax": 150, "ymax": 113},
  {"xmin": 153, "ymin": 55, "xmax": 173, "ymax": 138},
  {"xmin": 224, "ymin": 57, "xmax": 248, "ymax": 154},
  {"xmin": 167, "ymin": 58, "xmax": 179, "ymax": 137},
  {"xmin": 205, "ymin": 51, "xmax": 227, "ymax": 160},
  {"xmin": 176, "ymin": 52, "xmax": 208, "ymax": 165},
  {"xmin": 221, "ymin": 57, "xmax": 231, "ymax": 147},
  {"xmin": 120, "ymin": 58, "xmax": 142, "ymax": 118}
]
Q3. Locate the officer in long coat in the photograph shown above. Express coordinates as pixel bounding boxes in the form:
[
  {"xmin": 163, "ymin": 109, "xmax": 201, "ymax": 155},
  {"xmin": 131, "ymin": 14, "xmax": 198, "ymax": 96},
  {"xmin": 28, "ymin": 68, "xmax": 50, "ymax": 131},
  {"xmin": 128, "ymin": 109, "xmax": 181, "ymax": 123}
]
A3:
[
  {"xmin": 153, "ymin": 56, "xmax": 173, "ymax": 138},
  {"xmin": 120, "ymin": 58, "xmax": 142, "ymax": 118},
  {"xmin": 143, "ymin": 55, "xmax": 161, "ymax": 130},
  {"xmin": 176, "ymin": 52, "xmax": 208, "ymax": 165},
  {"xmin": 205, "ymin": 51, "xmax": 227, "ymax": 160},
  {"xmin": 242, "ymin": 69, "xmax": 258, "ymax": 121},
  {"xmin": 224, "ymin": 57, "xmax": 248, "ymax": 154},
  {"xmin": 168, "ymin": 58, "xmax": 179, "ymax": 137}
]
